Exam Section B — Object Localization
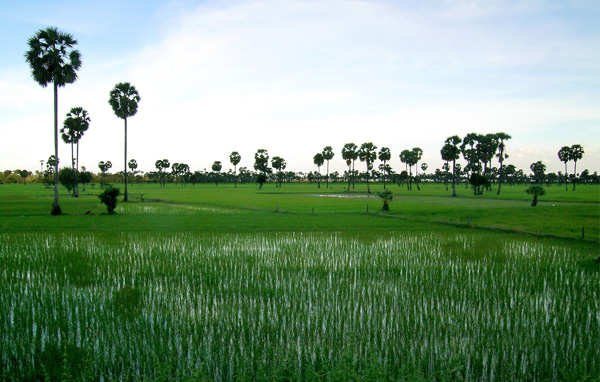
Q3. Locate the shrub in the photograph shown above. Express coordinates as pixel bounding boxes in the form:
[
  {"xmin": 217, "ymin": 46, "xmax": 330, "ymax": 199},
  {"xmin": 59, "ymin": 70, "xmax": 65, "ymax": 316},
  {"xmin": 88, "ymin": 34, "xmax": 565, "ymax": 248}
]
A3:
[{"xmin": 98, "ymin": 186, "xmax": 120, "ymax": 214}]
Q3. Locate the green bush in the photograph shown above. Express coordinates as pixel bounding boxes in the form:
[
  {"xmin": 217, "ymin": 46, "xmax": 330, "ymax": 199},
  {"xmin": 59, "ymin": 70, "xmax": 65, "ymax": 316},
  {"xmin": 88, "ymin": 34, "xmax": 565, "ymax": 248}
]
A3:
[{"xmin": 98, "ymin": 186, "xmax": 120, "ymax": 214}]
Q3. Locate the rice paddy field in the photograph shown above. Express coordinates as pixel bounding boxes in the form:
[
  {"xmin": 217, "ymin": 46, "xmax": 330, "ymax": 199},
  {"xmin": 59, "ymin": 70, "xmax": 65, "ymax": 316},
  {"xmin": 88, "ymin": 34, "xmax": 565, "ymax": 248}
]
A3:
[{"xmin": 0, "ymin": 183, "xmax": 598, "ymax": 381}]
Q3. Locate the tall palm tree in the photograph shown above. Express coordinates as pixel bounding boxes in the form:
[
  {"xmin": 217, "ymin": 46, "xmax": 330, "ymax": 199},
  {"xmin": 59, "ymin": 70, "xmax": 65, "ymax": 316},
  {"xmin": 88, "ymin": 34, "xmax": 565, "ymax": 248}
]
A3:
[
  {"xmin": 229, "ymin": 151, "xmax": 241, "ymax": 188},
  {"xmin": 570, "ymin": 144, "xmax": 584, "ymax": 191},
  {"xmin": 109, "ymin": 82, "xmax": 141, "ymax": 202},
  {"xmin": 358, "ymin": 142, "xmax": 377, "ymax": 193},
  {"xmin": 442, "ymin": 135, "xmax": 461, "ymax": 197},
  {"xmin": 25, "ymin": 27, "xmax": 82, "ymax": 215},
  {"xmin": 378, "ymin": 147, "xmax": 391, "ymax": 189},
  {"xmin": 321, "ymin": 146, "xmax": 334, "ymax": 188},
  {"xmin": 342, "ymin": 143, "xmax": 358, "ymax": 191},
  {"xmin": 557, "ymin": 146, "xmax": 572, "ymax": 191},
  {"xmin": 313, "ymin": 153, "xmax": 324, "ymax": 189},
  {"xmin": 411, "ymin": 147, "xmax": 423, "ymax": 190},
  {"xmin": 495, "ymin": 132, "xmax": 511, "ymax": 195},
  {"xmin": 61, "ymin": 107, "xmax": 90, "ymax": 197}
]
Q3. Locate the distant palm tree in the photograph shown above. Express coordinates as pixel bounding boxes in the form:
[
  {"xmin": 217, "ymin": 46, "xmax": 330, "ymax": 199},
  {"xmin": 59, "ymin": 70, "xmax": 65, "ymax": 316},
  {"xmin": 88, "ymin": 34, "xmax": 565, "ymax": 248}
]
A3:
[
  {"xmin": 109, "ymin": 82, "xmax": 141, "ymax": 202},
  {"xmin": 128, "ymin": 159, "xmax": 138, "ymax": 184},
  {"xmin": 442, "ymin": 135, "xmax": 461, "ymax": 197},
  {"xmin": 313, "ymin": 153, "xmax": 324, "ymax": 189},
  {"xmin": 322, "ymin": 146, "xmax": 334, "ymax": 188},
  {"xmin": 211, "ymin": 161, "xmax": 222, "ymax": 186},
  {"xmin": 61, "ymin": 107, "xmax": 90, "ymax": 197},
  {"xmin": 495, "ymin": 132, "xmax": 511, "ymax": 195},
  {"xmin": 342, "ymin": 143, "xmax": 358, "ymax": 191},
  {"xmin": 229, "ymin": 151, "xmax": 241, "ymax": 188},
  {"xmin": 378, "ymin": 147, "xmax": 391, "ymax": 189},
  {"xmin": 358, "ymin": 142, "xmax": 377, "ymax": 193},
  {"xmin": 25, "ymin": 27, "xmax": 82, "ymax": 215},
  {"xmin": 271, "ymin": 156, "xmax": 286, "ymax": 187},
  {"xmin": 570, "ymin": 144, "xmax": 584, "ymax": 191},
  {"xmin": 557, "ymin": 146, "xmax": 571, "ymax": 191}
]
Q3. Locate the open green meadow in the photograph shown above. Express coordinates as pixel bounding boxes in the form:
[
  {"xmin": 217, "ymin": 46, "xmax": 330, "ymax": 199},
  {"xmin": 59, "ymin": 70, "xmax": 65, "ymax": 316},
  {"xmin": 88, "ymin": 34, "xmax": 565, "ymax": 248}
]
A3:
[{"xmin": 0, "ymin": 182, "xmax": 598, "ymax": 381}]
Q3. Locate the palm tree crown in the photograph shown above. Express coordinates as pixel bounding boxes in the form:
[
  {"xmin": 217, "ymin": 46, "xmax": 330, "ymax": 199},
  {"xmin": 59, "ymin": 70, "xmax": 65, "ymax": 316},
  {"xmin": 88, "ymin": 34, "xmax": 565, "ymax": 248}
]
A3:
[
  {"xmin": 109, "ymin": 82, "xmax": 140, "ymax": 119},
  {"xmin": 25, "ymin": 27, "xmax": 81, "ymax": 88}
]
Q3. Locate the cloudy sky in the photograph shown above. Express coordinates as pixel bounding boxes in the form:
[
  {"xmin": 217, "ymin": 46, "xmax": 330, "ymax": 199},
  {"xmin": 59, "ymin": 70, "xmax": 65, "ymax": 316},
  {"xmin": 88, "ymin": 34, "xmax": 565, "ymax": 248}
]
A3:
[{"xmin": 1, "ymin": 0, "xmax": 598, "ymax": 175}]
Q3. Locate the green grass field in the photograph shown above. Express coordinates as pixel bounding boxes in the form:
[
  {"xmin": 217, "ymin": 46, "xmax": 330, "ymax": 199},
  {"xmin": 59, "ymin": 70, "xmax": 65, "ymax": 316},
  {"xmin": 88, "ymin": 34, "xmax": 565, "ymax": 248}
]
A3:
[{"xmin": 0, "ymin": 182, "xmax": 598, "ymax": 381}]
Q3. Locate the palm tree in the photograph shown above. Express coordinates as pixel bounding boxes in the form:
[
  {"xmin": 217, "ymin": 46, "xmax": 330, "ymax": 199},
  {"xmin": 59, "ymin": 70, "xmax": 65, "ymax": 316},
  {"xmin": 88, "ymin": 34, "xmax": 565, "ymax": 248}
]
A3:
[
  {"xmin": 271, "ymin": 156, "xmax": 286, "ymax": 187},
  {"xmin": 495, "ymin": 132, "xmax": 511, "ymax": 195},
  {"xmin": 313, "ymin": 153, "xmax": 324, "ymax": 189},
  {"xmin": 155, "ymin": 159, "xmax": 170, "ymax": 187},
  {"xmin": 98, "ymin": 160, "xmax": 112, "ymax": 187},
  {"xmin": 570, "ymin": 144, "xmax": 584, "ymax": 191},
  {"xmin": 61, "ymin": 107, "xmax": 90, "ymax": 197},
  {"xmin": 211, "ymin": 161, "xmax": 222, "ymax": 186},
  {"xmin": 378, "ymin": 147, "xmax": 391, "ymax": 189},
  {"xmin": 25, "ymin": 27, "xmax": 82, "ymax": 215},
  {"xmin": 342, "ymin": 143, "xmax": 358, "ymax": 191},
  {"xmin": 229, "ymin": 151, "xmax": 241, "ymax": 188},
  {"xmin": 557, "ymin": 146, "xmax": 572, "ymax": 191},
  {"xmin": 109, "ymin": 82, "xmax": 141, "ymax": 202},
  {"xmin": 441, "ymin": 135, "xmax": 461, "ymax": 197},
  {"xmin": 128, "ymin": 159, "xmax": 138, "ymax": 184},
  {"xmin": 526, "ymin": 185, "xmax": 546, "ymax": 207},
  {"xmin": 254, "ymin": 149, "xmax": 271, "ymax": 189},
  {"xmin": 358, "ymin": 142, "xmax": 377, "ymax": 193},
  {"xmin": 322, "ymin": 146, "xmax": 334, "ymax": 188},
  {"xmin": 411, "ymin": 147, "xmax": 423, "ymax": 190}
]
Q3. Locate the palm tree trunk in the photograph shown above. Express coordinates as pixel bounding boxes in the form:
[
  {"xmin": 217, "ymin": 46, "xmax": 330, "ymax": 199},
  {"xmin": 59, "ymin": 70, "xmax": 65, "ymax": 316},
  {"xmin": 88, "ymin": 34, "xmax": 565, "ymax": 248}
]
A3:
[
  {"xmin": 366, "ymin": 162, "xmax": 371, "ymax": 194},
  {"xmin": 496, "ymin": 159, "xmax": 503, "ymax": 196},
  {"xmin": 346, "ymin": 164, "xmax": 351, "ymax": 192},
  {"xmin": 326, "ymin": 161, "xmax": 329, "ymax": 188},
  {"xmin": 564, "ymin": 162, "xmax": 568, "ymax": 191},
  {"xmin": 572, "ymin": 161, "xmax": 577, "ymax": 191},
  {"xmin": 452, "ymin": 159, "xmax": 457, "ymax": 197},
  {"xmin": 352, "ymin": 160, "xmax": 356, "ymax": 189},
  {"xmin": 124, "ymin": 118, "xmax": 128, "ymax": 201},
  {"xmin": 75, "ymin": 141, "xmax": 80, "ymax": 197},
  {"xmin": 51, "ymin": 82, "xmax": 61, "ymax": 215}
]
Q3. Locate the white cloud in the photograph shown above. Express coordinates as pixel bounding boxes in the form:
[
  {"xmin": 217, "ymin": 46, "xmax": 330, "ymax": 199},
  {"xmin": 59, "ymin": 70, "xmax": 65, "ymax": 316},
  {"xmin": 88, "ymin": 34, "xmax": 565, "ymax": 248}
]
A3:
[{"xmin": 2, "ymin": 0, "xmax": 598, "ymax": 175}]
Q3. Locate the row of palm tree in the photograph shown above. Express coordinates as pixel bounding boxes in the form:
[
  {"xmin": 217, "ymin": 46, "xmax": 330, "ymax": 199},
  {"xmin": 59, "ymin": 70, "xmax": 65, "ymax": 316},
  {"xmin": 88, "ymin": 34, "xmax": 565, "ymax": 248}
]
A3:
[{"xmin": 26, "ymin": 26, "xmax": 140, "ymax": 214}]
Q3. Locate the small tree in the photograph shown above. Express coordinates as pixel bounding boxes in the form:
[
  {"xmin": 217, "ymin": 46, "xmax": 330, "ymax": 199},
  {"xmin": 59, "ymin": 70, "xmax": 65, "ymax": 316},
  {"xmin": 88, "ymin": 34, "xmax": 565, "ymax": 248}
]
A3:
[
  {"xmin": 526, "ymin": 185, "xmax": 546, "ymax": 207},
  {"xmin": 58, "ymin": 167, "xmax": 78, "ymax": 195},
  {"xmin": 469, "ymin": 173, "xmax": 488, "ymax": 195},
  {"xmin": 98, "ymin": 186, "xmax": 120, "ymax": 214},
  {"xmin": 377, "ymin": 189, "xmax": 393, "ymax": 211}
]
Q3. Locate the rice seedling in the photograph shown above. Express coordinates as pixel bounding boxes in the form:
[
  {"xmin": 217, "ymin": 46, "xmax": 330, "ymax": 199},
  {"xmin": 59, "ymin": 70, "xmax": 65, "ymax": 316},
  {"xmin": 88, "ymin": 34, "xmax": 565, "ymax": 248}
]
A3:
[{"xmin": 0, "ymin": 231, "xmax": 597, "ymax": 381}]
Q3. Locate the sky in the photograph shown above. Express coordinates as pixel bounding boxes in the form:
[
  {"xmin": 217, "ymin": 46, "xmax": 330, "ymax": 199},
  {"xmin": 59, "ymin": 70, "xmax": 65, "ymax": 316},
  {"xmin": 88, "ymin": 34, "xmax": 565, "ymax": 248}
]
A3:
[{"xmin": 1, "ymin": 0, "xmax": 598, "ymax": 176}]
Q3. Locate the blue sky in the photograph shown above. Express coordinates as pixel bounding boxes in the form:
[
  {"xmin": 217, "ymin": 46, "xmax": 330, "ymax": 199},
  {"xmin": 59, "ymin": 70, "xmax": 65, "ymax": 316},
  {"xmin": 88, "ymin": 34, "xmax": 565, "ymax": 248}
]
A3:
[{"xmin": 1, "ymin": 0, "xmax": 598, "ymax": 175}]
